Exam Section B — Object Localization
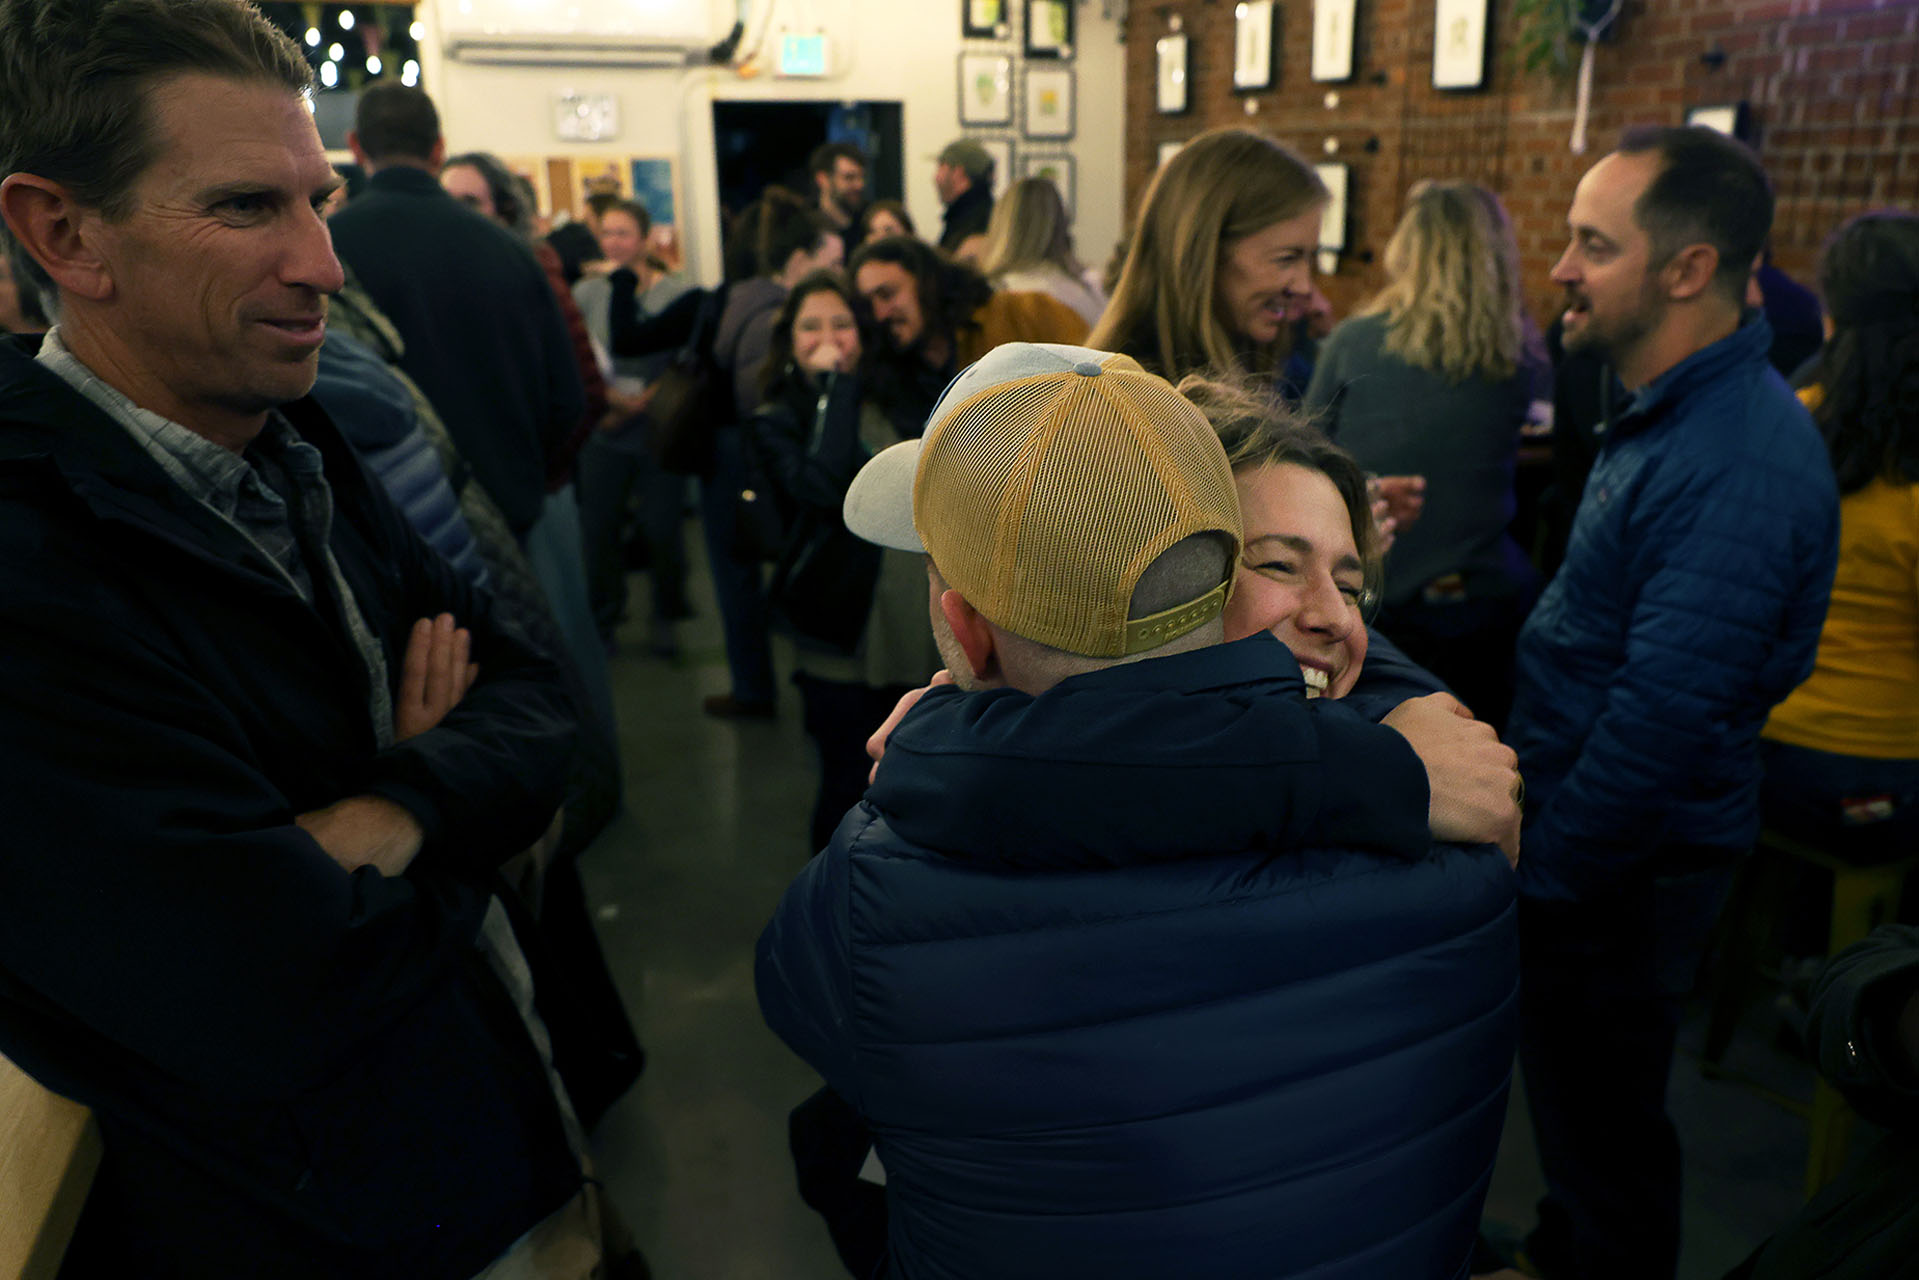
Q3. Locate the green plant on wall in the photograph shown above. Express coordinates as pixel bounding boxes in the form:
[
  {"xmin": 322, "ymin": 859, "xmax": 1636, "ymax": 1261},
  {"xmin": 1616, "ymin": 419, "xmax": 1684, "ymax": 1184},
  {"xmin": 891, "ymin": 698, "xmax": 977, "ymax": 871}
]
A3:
[{"xmin": 1511, "ymin": 0, "xmax": 1623, "ymax": 77}]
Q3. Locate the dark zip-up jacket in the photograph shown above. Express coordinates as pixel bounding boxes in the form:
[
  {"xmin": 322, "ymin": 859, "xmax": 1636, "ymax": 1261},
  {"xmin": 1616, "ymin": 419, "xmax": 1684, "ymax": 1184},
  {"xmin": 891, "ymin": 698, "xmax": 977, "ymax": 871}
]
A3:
[
  {"xmin": 759, "ymin": 634, "xmax": 1518, "ymax": 1279},
  {"xmin": 328, "ymin": 166, "xmax": 585, "ymax": 535},
  {"xmin": 1506, "ymin": 314, "xmax": 1839, "ymax": 901},
  {"xmin": 0, "ymin": 338, "xmax": 582, "ymax": 1278}
]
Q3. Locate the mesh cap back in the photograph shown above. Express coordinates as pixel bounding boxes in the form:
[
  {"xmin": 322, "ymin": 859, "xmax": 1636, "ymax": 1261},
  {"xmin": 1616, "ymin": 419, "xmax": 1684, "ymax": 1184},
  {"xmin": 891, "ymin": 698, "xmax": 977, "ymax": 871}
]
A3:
[{"xmin": 861, "ymin": 344, "xmax": 1239, "ymax": 658}]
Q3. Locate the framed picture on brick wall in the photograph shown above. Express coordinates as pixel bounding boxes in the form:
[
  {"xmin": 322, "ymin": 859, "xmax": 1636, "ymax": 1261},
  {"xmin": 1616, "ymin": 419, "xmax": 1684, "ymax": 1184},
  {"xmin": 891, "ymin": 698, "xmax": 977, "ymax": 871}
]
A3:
[
  {"xmin": 1687, "ymin": 101, "xmax": 1752, "ymax": 142},
  {"xmin": 1314, "ymin": 161, "xmax": 1349, "ymax": 261},
  {"xmin": 1432, "ymin": 0, "xmax": 1490, "ymax": 90},
  {"xmin": 1234, "ymin": 0, "xmax": 1277, "ymax": 92},
  {"xmin": 1156, "ymin": 33, "xmax": 1189, "ymax": 115},
  {"xmin": 1312, "ymin": 0, "xmax": 1356, "ymax": 83}
]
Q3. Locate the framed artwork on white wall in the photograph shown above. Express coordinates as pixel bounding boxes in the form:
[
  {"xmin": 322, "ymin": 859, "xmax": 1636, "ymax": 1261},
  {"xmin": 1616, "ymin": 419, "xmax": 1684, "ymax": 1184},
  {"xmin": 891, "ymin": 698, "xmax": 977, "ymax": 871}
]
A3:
[
  {"xmin": 1433, "ymin": 0, "xmax": 1490, "ymax": 90},
  {"xmin": 976, "ymin": 137, "xmax": 1015, "ymax": 199},
  {"xmin": 1018, "ymin": 153, "xmax": 1076, "ymax": 219},
  {"xmin": 1233, "ymin": 0, "xmax": 1277, "ymax": 92},
  {"xmin": 1024, "ymin": 0, "xmax": 1074, "ymax": 58},
  {"xmin": 1312, "ymin": 0, "xmax": 1357, "ymax": 82},
  {"xmin": 1155, "ymin": 33, "xmax": 1189, "ymax": 115},
  {"xmin": 1023, "ymin": 65, "xmax": 1075, "ymax": 140},
  {"xmin": 962, "ymin": 0, "xmax": 1009, "ymax": 40},
  {"xmin": 958, "ymin": 53, "xmax": 1014, "ymax": 126}
]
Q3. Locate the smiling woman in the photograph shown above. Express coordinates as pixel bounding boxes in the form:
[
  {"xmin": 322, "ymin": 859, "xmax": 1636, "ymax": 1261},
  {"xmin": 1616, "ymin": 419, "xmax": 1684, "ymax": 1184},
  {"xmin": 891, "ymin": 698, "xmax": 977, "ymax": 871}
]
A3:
[
  {"xmin": 1179, "ymin": 375, "xmax": 1380, "ymax": 699},
  {"xmin": 1089, "ymin": 127, "xmax": 1328, "ymax": 385}
]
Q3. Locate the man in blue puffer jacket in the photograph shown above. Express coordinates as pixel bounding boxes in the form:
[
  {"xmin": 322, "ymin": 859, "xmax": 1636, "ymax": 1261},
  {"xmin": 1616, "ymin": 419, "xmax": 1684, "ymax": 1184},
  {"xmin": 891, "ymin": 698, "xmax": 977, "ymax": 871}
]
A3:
[
  {"xmin": 1502, "ymin": 126, "xmax": 1840, "ymax": 1280},
  {"xmin": 759, "ymin": 343, "xmax": 1522, "ymax": 1279}
]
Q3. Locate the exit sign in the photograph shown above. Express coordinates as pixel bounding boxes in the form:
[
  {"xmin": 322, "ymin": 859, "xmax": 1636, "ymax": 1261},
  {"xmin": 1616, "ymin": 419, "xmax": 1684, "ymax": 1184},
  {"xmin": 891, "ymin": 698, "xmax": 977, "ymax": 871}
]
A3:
[{"xmin": 779, "ymin": 32, "xmax": 829, "ymax": 77}]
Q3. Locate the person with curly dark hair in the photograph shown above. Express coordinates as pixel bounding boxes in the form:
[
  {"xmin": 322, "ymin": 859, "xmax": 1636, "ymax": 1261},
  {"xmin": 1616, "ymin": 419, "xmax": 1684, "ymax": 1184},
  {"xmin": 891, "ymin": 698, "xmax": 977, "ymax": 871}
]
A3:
[
  {"xmin": 1762, "ymin": 211, "xmax": 1919, "ymax": 859},
  {"xmin": 847, "ymin": 233, "xmax": 1085, "ymax": 436}
]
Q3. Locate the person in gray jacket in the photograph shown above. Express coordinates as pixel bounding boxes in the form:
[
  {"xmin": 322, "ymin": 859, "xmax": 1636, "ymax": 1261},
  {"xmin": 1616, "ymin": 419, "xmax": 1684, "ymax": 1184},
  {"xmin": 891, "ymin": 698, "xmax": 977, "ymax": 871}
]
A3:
[{"xmin": 1304, "ymin": 181, "xmax": 1542, "ymax": 732}]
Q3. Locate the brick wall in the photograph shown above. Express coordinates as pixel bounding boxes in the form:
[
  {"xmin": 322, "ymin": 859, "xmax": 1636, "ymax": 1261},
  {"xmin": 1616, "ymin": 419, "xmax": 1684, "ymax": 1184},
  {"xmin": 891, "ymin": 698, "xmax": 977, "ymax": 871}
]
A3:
[{"xmin": 1123, "ymin": 0, "xmax": 1919, "ymax": 329}]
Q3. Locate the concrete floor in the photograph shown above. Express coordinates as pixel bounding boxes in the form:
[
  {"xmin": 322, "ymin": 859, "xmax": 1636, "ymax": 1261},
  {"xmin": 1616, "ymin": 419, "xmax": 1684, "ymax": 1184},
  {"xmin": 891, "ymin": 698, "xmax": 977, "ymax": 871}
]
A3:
[{"xmin": 579, "ymin": 554, "xmax": 1823, "ymax": 1280}]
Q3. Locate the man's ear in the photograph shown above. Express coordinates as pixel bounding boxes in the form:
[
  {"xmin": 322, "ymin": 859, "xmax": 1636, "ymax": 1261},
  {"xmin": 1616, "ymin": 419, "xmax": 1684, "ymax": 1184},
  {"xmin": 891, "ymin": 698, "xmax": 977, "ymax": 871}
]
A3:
[
  {"xmin": 1663, "ymin": 241, "xmax": 1721, "ymax": 303},
  {"xmin": 939, "ymin": 589, "xmax": 998, "ymax": 683},
  {"xmin": 427, "ymin": 136, "xmax": 447, "ymax": 173},
  {"xmin": 346, "ymin": 130, "xmax": 371, "ymax": 170},
  {"xmin": 0, "ymin": 174, "xmax": 112, "ymax": 303}
]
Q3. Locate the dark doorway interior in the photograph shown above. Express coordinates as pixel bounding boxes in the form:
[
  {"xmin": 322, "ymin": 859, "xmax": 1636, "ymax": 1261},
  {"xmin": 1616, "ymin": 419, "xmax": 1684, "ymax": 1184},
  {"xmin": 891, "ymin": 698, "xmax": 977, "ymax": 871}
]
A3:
[{"xmin": 711, "ymin": 99, "xmax": 903, "ymax": 236}]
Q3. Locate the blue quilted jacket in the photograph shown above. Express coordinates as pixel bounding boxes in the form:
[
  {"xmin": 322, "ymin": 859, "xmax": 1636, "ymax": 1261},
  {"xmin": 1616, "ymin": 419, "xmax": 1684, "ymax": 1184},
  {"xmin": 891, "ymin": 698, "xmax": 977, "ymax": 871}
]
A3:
[
  {"xmin": 314, "ymin": 331, "xmax": 489, "ymax": 589},
  {"xmin": 758, "ymin": 635, "xmax": 1519, "ymax": 1279},
  {"xmin": 1506, "ymin": 314, "xmax": 1839, "ymax": 902}
]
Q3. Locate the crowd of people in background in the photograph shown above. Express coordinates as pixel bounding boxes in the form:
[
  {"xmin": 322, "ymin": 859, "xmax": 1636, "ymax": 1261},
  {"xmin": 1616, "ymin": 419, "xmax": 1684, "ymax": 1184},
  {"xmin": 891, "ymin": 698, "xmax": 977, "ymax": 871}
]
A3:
[{"xmin": 3, "ymin": 2, "xmax": 1919, "ymax": 1279}]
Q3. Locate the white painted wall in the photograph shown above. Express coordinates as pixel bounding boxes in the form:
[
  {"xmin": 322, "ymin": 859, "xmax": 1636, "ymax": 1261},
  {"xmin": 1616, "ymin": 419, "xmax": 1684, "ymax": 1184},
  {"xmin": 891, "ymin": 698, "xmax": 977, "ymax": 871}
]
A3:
[{"xmin": 415, "ymin": 0, "xmax": 1126, "ymax": 283}]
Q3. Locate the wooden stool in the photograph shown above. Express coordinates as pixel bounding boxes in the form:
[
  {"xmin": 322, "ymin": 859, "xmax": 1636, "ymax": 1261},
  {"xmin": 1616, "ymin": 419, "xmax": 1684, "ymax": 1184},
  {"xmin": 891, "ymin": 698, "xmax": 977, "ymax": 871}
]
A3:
[
  {"xmin": 1698, "ymin": 827, "xmax": 1917, "ymax": 1197},
  {"xmin": 0, "ymin": 1049, "xmax": 97, "ymax": 1280}
]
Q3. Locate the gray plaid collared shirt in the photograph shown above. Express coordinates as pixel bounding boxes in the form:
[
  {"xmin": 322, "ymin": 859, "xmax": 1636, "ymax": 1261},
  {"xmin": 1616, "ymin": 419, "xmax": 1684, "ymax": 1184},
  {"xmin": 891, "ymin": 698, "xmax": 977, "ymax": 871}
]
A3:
[{"xmin": 37, "ymin": 327, "xmax": 395, "ymax": 747}]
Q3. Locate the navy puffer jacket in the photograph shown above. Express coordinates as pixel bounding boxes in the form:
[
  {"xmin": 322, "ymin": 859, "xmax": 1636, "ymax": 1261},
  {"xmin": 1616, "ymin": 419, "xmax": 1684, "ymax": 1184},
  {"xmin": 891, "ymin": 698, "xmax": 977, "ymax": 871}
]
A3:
[
  {"xmin": 758, "ymin": 635, "xmax": 1519, "ymax": 1279},
  {"xmin": 314, "ymin": 330, "xmax": 488, "ymax": 589},
  {"xmin": 1506, "ymin": 315, "xmax": 1839, "ymax": 902}
]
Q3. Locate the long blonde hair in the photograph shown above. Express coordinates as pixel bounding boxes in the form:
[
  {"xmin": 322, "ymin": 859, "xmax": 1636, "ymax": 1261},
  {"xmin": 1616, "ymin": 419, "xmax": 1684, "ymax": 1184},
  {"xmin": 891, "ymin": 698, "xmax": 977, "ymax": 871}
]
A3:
[
  {"xmin": 1362, "ymin": 181, "xmax": 1526, "ymax": 382},
  {"xmin": 1089, "ymin": 128, "xmax": 1326, "ymax": 380},
  {"xmin": 978, "ymin": 177, "xmax": 1082, "ymax": 280}
]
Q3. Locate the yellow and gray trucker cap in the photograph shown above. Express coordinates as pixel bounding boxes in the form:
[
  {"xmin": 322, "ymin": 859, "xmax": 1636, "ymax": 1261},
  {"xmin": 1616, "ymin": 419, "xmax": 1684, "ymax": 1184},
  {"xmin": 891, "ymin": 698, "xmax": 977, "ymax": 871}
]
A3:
[{"xmin": 842, "ymin": 342, "xmax": 1242, "ymax": 658}]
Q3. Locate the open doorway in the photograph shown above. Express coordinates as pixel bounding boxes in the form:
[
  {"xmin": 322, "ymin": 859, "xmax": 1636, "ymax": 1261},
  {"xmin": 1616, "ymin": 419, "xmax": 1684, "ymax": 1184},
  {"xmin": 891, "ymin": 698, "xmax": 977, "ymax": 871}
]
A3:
[{"xmin": 711, "ymin": 99, "xmax": 903, "ymax": 236}]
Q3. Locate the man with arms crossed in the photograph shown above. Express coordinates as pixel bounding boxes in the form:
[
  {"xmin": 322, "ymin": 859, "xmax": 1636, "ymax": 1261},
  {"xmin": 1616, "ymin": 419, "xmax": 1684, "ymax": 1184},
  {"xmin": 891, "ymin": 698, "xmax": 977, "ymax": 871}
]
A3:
[
  {"xmin": 0, "ymin": 2, "xmax": 605, "ymax": 1274},
  {"xmin": 759, "ymin": 343, "xmax": 1525, "ymax": 1278},
  {"xmin": 1502, "ymin": 126, "xmax": 1839, "ymax": 1279}
]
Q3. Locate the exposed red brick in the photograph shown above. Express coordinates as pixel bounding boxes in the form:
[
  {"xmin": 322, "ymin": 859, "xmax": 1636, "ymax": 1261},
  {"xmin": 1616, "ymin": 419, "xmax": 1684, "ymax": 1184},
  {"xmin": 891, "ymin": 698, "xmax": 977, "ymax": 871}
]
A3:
[{"xmin": 1122, "ymin": 0, "xmax": 1919, "ymax": 327}]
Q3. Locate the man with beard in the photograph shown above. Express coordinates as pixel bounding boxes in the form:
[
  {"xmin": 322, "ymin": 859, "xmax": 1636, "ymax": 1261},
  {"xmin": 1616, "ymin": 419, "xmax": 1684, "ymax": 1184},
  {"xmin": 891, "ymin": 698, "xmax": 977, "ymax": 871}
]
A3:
[
  {"xmin": 848, "ymin": 234, "xmax": 1085, "ymax": 432},
  {"xmin": 932, "ymin": 138, "xmax": 995, "ymax": 257},
  {"xmin": 1499, "ymin": 125, "xmax": 1839, "ymax": 1280},
  {"xmin": 808, "ymin": 141, "xmax": 868, "ymax": 237}
]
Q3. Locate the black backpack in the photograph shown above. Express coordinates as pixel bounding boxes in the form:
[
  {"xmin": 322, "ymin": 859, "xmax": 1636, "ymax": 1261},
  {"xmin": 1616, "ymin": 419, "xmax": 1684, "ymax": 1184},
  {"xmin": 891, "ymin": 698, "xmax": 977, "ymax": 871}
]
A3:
[{"xmin": 645, "ymin": 284, "xmax": 735, "ymax": 476}]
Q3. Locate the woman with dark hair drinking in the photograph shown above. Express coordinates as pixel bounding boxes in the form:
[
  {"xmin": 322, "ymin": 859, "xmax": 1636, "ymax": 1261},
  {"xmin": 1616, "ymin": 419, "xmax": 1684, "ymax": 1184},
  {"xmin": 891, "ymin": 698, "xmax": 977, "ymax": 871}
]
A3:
[{"xmin": 745, "ymin": 270, "xmax": 940, "ymax": 853}]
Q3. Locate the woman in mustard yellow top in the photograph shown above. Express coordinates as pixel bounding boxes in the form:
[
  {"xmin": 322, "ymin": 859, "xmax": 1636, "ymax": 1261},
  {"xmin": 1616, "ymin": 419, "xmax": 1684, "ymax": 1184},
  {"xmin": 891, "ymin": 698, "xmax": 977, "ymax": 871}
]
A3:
[{"xmin": 1762, "ymin": 211, "xmax": 1919, "ymax": 859}]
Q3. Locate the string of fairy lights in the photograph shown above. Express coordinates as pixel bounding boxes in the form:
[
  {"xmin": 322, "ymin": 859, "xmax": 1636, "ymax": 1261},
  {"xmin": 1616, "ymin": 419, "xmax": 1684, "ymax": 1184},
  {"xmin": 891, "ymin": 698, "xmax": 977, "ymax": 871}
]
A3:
[{"xmin": 257, "ymin": 3, "xmax": 425, "ymax": 93}]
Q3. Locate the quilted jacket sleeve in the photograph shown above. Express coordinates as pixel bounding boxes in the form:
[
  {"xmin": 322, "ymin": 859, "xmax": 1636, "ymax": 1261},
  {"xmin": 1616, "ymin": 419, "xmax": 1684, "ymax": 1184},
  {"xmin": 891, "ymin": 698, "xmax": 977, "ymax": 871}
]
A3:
[
  {"xmin": 1517, "ymin": 454, "xmax": 1835, "ymax": 900},
  {"xmin": 756, "ymin": 817, "xmax": 865, "ymax": 1108},
  {"xmin": 1342, "ymin": 626, "xmax": 1449, "ymax": 722}
]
